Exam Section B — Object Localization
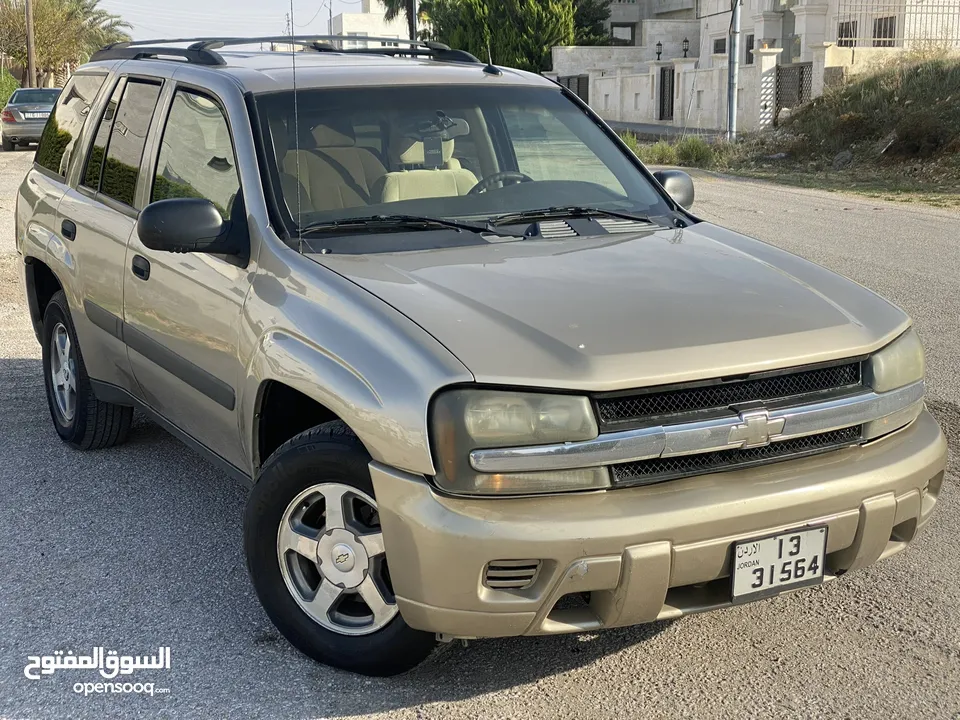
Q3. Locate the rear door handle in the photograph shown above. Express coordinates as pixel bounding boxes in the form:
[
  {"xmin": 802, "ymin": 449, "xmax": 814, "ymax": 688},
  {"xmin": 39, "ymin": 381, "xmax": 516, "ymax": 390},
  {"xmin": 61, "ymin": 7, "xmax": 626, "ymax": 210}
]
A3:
[
  {"xmin": 61, "ymin": 219, "xmax": 76, "ymax": 241},
  {"xmin": 131, "ymin": 254, "xmax": 151, "ymax": 281}
]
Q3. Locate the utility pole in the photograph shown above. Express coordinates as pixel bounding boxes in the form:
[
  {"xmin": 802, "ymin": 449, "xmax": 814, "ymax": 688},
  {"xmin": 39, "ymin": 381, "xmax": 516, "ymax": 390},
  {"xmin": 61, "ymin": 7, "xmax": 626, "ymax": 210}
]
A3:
[
  {"xmin": 726, "ymin": 0, "xmax": 740, "ymax": 141},
  {"xmin": 406, "ymin": 0, "xmax": 416, "ymax": 41},
  {"xmin": 328, "ymin": 0, "xmax": 333, "ymax": 35},
  {"xmin": 25, "ymin": 0, "xmax": 38, "ymax": 88}
]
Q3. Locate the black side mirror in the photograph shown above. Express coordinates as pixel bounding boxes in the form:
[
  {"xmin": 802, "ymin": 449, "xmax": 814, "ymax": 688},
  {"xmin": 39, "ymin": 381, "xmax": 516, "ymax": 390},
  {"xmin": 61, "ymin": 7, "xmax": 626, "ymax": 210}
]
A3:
[
  {"xmin": 137, "ymin": 198, "xmax": 243, "ymax": 255},
  {"xmin": 653, "ymin": 169, "xmax": 695, "ymax": 210}
]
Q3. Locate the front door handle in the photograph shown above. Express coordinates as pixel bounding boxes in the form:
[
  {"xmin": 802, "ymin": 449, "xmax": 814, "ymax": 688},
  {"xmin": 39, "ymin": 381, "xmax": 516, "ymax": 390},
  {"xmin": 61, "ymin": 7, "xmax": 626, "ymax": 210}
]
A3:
[
  {"xmin": 131, "ymin": 254, "xmax": 151, "ymax": 281},
  {"xmin": 61, "ymin": 219, "xmax": 77, "ymax": 241}
]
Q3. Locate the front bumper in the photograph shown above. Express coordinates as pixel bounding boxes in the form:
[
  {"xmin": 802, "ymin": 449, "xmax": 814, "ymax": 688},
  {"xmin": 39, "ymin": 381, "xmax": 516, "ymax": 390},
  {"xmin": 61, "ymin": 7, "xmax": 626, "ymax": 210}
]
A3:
[{"xmin": 371, "ymin": 409, "xmax": 946, "ymax": 638}]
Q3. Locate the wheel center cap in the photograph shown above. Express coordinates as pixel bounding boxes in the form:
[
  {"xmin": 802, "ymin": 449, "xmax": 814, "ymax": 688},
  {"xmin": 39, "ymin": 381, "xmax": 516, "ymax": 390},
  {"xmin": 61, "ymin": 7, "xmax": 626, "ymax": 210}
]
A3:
[
  {"xmin": 331, "ymin": 543, "xmax": 355, "ymax": 572},
  {"xmin": 316, "ymin": 528, "xmax": 368, "ymax": 589}
]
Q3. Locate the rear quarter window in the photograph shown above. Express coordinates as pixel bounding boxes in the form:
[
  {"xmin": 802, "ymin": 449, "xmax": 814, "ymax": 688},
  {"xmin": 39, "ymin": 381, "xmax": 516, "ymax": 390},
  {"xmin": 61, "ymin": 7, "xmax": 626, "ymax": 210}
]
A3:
[{"xmin": 35, "ymin": 74, "xmax": 108, "ymax": 178}]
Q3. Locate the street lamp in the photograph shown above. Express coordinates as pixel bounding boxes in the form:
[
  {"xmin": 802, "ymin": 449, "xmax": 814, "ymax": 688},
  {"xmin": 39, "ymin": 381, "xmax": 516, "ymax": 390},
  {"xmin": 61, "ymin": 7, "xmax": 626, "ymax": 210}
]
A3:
[
  {"xmin": 656, "ymin": 41, "xmax": 663, "ymax": 60},
  {"xmin": 682, "ymin": 38, "xmax": 690, "ymax": 58}
]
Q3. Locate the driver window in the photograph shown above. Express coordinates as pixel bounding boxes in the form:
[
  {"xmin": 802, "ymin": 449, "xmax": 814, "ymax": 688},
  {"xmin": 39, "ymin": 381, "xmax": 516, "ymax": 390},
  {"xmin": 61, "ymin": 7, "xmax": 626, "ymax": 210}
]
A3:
[{"xmin": 500, "ymin": 106, "xmax": 625, "ymax": 195}]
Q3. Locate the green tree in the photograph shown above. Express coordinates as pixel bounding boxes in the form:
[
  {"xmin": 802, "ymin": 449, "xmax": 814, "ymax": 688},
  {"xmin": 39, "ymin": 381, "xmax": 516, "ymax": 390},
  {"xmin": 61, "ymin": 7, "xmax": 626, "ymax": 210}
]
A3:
[
  {"xmin": 423, "ymin": 0, "xmax": 575, "ymax": 72},
  {"xmin": 0, "ymin": 0, "xmax": 130, "ymax": 82},
  {"xmin": 572, "ymin": 0, "xmax": 610, "ymax": 45}
]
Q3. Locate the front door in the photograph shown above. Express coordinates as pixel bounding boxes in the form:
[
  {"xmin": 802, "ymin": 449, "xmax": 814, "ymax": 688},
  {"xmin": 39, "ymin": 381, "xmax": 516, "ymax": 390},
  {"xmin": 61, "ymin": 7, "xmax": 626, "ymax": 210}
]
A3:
[
  {"xmin": 659, "ymin": 67, "xmax": 675, "ymax": 121},
  {"xmin": 122, "ymin": 85, "xmax": 250, "ymax": 471}
]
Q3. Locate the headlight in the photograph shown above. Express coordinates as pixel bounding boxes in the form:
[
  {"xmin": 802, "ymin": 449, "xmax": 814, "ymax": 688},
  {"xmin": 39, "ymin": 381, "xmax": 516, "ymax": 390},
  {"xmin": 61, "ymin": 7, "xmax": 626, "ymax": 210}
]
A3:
[
  {"xmin": 431, "ymin": 389, "xmax": 605, "ymax": 495},
  {"xmin": 863, "ymin": 327, "xmax": 925, "ymax": 440},
  {"xmin": 865, "ymin": 327, "xmax": 925, "ymax": 393}
]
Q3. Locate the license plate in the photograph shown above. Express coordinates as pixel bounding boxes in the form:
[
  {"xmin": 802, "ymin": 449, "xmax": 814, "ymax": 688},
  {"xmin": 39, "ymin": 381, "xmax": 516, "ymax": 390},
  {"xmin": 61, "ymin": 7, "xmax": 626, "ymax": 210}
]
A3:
[
  {"xmin": 731, "ymin": 526, "xmax": 827, "ymax": 603},
  {"xmin": 23, "ymin": 112, "xmax": 48, "ymax": 119}
]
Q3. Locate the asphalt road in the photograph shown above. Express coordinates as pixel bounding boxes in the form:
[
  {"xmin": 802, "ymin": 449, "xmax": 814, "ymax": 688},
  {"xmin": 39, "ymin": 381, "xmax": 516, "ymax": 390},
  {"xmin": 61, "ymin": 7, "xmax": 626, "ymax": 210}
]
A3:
[{"xmin": 1, "ymin": 146, "xmax": 958, "ymax": 719}]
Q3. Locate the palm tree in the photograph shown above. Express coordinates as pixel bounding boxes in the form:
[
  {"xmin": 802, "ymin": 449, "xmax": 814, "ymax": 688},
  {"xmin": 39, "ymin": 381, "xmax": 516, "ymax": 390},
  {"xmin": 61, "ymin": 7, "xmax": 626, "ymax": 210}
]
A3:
[
  {"xmin": 70, "ymin": 0, "xmax": 131, "ymax": 56},
  {"xmin": 380, "ymin": 0, "xmax": 417, "ymax": 42}
]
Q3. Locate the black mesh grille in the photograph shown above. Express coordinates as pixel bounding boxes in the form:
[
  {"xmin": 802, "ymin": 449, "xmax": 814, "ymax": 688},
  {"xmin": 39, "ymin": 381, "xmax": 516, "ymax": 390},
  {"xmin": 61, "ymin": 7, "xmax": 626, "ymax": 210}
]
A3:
[
  {"xmin": 611, "ymin": 426, "xmax": 862, "ymax": 487},
  {"xmin": 596, "ymin": 362, "xmax": 861, "ymax": 428}
]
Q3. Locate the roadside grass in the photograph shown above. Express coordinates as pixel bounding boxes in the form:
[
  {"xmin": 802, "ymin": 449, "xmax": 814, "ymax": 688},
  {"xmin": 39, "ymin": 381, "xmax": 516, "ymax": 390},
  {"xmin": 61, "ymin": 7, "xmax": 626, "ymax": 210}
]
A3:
[{"xmin": 619, "ymin": 52, "xmax": 960, "ymax": 209}]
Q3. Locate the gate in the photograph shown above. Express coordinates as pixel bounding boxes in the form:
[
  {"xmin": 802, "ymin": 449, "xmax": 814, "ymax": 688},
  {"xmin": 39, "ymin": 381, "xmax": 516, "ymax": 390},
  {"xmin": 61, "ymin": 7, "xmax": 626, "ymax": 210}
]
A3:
[
  {"xmin": 558, "ymin": 74, "xmax": 590, "ymax": 105},
  {"xmin": 775, "ymin": 62, "xmax": 812, "ymax": 125},
  {"xmin": 659, "ymin": 67, "xmax": 675, "ymax": 121}
]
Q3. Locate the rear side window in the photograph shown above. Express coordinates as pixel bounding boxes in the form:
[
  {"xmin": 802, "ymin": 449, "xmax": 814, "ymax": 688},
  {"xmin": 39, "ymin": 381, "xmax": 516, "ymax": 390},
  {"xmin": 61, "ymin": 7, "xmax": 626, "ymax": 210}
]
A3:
[
  {"xmin": 81, "ymin": 82, "xmax": 124, "ymax": 191},
  {"xmin": 81, "ymin": 79, "xmax": 161, "ymax": 207},
  {"xmin": 151, "ymin": 89, "xmax": 240, "ymax": 219},
  {"xmin": 35, "ymin": 74, "xmax": 107, "ymax": 177}
]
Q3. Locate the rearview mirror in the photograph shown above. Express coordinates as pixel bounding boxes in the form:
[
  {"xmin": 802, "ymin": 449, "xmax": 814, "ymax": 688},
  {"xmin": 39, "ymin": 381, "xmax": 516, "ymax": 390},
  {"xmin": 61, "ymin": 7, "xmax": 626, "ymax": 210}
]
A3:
[
  {"xmin": 653, "ymin": 169, "xmax": 695, "ymax": 210},
  {"xmin": 137, "ymin": 198, "xmax": 241, "ymax": 255}
]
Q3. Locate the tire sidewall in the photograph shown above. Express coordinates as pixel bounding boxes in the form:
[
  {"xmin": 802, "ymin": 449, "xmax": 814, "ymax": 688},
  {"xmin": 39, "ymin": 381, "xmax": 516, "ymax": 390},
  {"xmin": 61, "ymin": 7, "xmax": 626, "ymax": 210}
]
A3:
[
  {"xmin": 244, "ymin": 428, "xmax": 435, "ymax": 676},
  {"xmin": 41, "ymin": 293, "xmax": 86, "ymax": 443}
]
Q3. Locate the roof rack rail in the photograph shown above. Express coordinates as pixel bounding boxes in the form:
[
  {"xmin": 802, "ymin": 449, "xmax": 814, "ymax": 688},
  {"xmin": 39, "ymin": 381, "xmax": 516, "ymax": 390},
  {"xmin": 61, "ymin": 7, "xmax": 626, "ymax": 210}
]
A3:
[{"xmin": 91, "ymin": 35, "xmax": 481, "ymax": 66}]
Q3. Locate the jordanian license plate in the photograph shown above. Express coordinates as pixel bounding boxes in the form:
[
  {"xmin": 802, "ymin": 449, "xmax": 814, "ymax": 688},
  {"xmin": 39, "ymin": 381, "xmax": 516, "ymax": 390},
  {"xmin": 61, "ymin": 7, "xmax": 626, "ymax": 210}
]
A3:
[
  {"xmin": 23, "ymin": 112, "xmax": 49, "ymax": 119},
  {"xmin": 731, "ymin": 526, "xmax": 827, "ymax": 603}
]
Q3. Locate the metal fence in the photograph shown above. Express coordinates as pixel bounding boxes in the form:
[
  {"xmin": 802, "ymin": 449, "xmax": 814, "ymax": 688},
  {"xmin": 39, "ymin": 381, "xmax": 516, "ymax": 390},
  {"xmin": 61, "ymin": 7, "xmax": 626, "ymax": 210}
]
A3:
[
  {"xmin": 833, "ymin": 0, "xmax": 960, "ymax": 48},
  {"xmin": 775, "ymin": 62, "xmax": 813, "ymax": 125}
]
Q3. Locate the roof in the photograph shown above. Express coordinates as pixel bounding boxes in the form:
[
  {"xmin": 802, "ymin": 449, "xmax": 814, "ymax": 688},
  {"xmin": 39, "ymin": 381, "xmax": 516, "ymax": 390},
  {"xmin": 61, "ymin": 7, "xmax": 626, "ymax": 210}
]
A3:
[
  {"xmin": 84, "ymin": 36, "xmax": 554, "ymax": 94},
  {"xmin": 217, "ymin": 52, "xmax": 553, "ymax": 93}
]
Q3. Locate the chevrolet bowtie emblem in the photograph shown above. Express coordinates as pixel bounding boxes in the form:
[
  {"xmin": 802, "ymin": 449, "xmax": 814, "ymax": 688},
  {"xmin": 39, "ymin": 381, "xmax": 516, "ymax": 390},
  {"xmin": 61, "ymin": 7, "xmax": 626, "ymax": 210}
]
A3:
[{"xmin": 728, "ymin": 410, "xmax": 785, "ymax": 449}]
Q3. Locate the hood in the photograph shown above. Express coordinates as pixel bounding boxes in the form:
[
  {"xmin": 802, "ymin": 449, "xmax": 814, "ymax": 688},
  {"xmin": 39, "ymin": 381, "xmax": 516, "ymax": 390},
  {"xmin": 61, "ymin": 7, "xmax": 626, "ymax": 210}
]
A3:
[{"xmin": 312, "ymin": 223, "xmax": 909, "ymax": 391}]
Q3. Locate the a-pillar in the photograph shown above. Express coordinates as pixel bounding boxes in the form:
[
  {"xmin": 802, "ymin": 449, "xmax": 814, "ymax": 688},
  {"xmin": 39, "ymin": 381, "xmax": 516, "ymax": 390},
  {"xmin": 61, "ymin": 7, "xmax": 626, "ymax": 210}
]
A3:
[{"xmin": 753, "ymin": 46, "xmax": 783, "ymax": 130}]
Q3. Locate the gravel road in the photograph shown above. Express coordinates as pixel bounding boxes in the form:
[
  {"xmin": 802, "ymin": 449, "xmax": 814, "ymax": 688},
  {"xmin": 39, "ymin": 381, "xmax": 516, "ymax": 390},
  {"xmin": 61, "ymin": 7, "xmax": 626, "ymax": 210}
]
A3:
[{"xmin": 0, "ymin": 147, "xmax": 957, "ymax": 719}]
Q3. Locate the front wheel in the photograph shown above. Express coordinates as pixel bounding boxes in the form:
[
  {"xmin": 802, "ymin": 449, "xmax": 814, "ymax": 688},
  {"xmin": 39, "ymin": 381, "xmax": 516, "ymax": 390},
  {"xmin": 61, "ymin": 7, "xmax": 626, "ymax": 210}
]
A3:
[{"xmin": 244, "ymin": 421, "xmax": 436, "ymax": 676}]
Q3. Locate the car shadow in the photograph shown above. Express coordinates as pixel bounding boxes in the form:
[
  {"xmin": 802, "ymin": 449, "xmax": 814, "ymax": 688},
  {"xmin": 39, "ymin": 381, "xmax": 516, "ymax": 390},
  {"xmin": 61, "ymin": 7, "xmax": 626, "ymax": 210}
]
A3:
[{"xmin": 0, "ymin": 356, "xmax": 672, "ymax": 718}]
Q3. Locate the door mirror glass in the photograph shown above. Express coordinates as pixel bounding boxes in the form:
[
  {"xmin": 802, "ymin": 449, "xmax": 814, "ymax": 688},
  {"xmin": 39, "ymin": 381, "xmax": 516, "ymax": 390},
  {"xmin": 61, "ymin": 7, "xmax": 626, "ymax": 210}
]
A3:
[
  {"xmin": 137, "ymin": 198, "xmax": 236, "ymax": 254},
  {"xmin": 653, "ymin": 169, "xmax": 695, "ymax": 209}
]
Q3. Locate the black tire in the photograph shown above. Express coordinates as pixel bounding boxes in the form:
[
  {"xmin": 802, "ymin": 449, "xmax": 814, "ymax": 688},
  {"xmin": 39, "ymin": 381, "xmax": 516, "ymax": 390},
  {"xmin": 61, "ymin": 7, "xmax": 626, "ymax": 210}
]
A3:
[
  {"xmin": 1, "ymin": 135, "xmax": 13, "ymax": 152},
  {"xmin": 41, "ymin": 290, "xmax": 133, "ymax": 449},
  {"xmin": 244, "ymin": 421, "xmax": 436, "ymax": 676}
]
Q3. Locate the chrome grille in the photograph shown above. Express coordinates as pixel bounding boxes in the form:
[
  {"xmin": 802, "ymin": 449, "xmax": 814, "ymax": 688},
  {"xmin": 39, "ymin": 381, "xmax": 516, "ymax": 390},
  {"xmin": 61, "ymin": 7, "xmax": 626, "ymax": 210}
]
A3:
[
  {"xmin": 483, "ymin": 560, "xmax": 542, "ymax": 589},
  {"xmin": 596, "ymin": 361, "xmax": 862, "ymax": 429},
  {"xmin": 611, "ymin": 425, "xmax": 863, "ymax": 487}
]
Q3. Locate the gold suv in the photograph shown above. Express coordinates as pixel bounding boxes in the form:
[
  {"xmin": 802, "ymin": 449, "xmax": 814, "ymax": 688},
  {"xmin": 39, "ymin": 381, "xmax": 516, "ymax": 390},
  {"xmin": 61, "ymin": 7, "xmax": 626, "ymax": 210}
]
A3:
[{"xmin": 15, "ymin": 36, "xmax": 946, "ymax": 676}]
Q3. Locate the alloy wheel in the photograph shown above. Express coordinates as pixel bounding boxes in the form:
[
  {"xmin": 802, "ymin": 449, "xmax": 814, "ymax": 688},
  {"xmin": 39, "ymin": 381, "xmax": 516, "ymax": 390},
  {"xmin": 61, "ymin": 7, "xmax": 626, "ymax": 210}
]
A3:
[
  {"xmin": 49, "ymin": 322, "xmax": 77, "ymax": 423},
  {"xmin": 276, "ymin": 483, "xmax": 397, "ymax": 635}
]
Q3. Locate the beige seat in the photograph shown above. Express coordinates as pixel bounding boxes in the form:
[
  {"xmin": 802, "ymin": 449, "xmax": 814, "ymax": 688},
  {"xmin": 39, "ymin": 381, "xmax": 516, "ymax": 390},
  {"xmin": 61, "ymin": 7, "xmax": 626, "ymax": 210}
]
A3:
[
  {"xmin": 374, "ymin": 134, "xmax": 478, "ymax": 203},
  {"xmin": 277, "ymin": 119, "xmax": 387, "ymax": 212}
]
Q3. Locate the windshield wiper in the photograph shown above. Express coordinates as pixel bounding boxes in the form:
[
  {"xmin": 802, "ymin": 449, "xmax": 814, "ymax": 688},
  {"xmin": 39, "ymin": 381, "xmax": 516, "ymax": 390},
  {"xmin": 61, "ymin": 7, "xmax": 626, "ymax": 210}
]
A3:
[
  {"xmin": 488, "ymin": 206, "xmax": 653, "ymax": 227},
  {"xmin": 299, "ymin": 214, "xmax": 522, "ymax": 237}
]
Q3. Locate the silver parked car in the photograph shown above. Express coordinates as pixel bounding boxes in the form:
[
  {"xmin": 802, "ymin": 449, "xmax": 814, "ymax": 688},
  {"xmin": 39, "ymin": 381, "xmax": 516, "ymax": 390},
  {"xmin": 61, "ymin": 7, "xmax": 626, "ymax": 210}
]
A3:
[
  {"xmin": 1, "ymin": 87, "xmax": 61, "ymax": 151},
  {"xmin": 15, "ymin": 36, "xmax": 946, "ymax": 677}
]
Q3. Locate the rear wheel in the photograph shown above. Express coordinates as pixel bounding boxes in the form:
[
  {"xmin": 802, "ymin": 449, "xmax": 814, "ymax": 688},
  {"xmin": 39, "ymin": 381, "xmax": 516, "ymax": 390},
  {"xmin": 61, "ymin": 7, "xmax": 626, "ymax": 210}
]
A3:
[
  {"xmin": 41, "ymin": 291, "xmax": 133, "ymax": 449},
  {"xmin": 244, "ymin": 421, "xmax": 436, "ymax": 676},
  {"xmin": 1, "ymin": 135, "xmax": 13, "ymax": 152}
]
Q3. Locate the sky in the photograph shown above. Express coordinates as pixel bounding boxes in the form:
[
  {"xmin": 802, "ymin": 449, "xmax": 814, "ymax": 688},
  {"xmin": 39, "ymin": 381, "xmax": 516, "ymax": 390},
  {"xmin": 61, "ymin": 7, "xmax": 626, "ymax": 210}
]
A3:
[{"xmin": 99, "ymin": 0, "xmax": 366, "ymax": 42}]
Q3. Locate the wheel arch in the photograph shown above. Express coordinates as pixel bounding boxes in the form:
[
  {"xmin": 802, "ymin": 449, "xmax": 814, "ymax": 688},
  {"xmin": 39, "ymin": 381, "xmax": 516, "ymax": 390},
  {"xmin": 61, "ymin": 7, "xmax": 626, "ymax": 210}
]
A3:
[
  {"xmin": 24, "ymin": 258, "xmax": 65, "ymax": 343},
  {"xmin": 243, "ymin": 329, "xmax": 438, "ymax": 479}
]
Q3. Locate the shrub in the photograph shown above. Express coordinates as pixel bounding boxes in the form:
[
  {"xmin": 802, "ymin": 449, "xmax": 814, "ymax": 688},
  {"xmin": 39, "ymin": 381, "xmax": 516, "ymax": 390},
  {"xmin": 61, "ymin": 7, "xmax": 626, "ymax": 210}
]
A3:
[
  {"xmin": 0, "ymin": 69, "xmax": 19, "ymax": 108},
  {"xmin": 618, "ymin": 131, "xmax": 641, "ymax": 157},
  {"xmin": 640, "ymin": 140, "xmax": 679, "ymax": 165},
  {"xmin": 675, "ymin": 136, "xmax": 714, "ymax": 168}
]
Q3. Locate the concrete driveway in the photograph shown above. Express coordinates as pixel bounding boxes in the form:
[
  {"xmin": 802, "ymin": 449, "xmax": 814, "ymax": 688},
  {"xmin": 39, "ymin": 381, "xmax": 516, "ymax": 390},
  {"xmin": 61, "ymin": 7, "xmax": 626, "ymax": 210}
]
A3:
[{"xmin": 1, "ymin": 148, "xmax": 957, "ymax": 719}]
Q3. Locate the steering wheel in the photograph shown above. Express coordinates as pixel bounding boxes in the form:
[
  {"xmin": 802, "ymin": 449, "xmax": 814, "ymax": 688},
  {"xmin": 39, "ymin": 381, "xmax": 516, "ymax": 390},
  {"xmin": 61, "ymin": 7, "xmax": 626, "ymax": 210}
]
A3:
[{"xmin": 468, "ymin": 171, "xmax": 535, "ymax": 195}]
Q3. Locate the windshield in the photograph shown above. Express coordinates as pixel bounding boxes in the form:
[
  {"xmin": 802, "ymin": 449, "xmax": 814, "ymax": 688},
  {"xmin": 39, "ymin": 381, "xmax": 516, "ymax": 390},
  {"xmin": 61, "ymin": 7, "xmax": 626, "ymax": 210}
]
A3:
[
  {"xmin": 255, "ymin": 85, "xmax": 675, "ymax": 247},
  {"xmin": 9, "ymin": 89, "xmax": 61, "ymax": 105}
]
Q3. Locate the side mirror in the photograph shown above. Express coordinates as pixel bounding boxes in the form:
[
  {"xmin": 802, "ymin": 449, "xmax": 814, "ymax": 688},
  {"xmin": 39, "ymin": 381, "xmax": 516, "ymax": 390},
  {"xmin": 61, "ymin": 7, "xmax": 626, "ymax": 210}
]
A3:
[
  {"xmin": 653, "ymin": 169, "xmax": 695, "ymax": 210},
  {"xmin": 137, "ymin": 198, "xmax": 240, "ymax": 254}
]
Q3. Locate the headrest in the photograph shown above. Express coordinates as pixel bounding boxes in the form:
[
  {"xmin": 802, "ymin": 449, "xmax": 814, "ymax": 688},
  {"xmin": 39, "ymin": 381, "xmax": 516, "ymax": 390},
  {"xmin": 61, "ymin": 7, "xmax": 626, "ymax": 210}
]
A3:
[
  {"xmin": 309, "ymin": 120, "xmax": 355, "ymax": 148},
  {"xmin": 392, "ymin": 136, "xmax": 456, "ymax": 166}
]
